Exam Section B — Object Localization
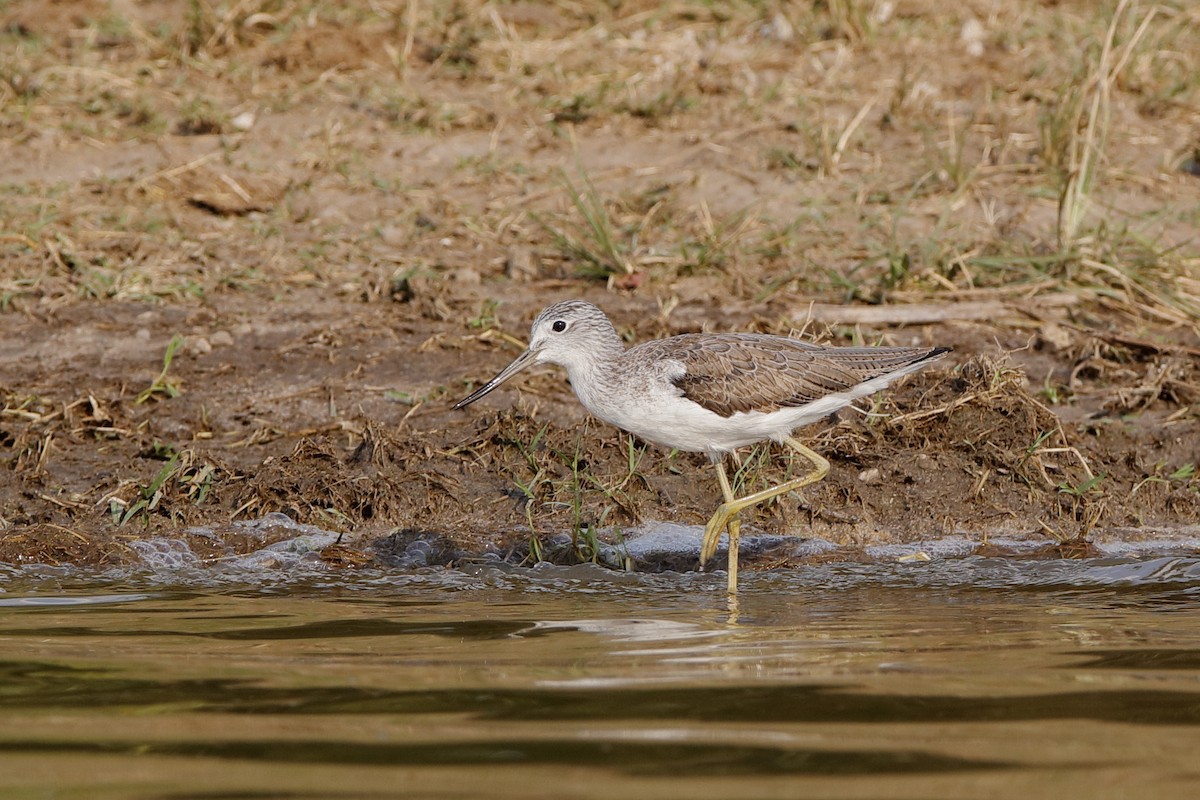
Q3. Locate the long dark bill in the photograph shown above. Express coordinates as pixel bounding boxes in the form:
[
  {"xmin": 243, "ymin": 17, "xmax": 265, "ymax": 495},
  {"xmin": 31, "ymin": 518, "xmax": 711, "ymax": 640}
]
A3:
[{"xmin": 452, "ymin": 348, "xmax": 538, "ymax": 409}]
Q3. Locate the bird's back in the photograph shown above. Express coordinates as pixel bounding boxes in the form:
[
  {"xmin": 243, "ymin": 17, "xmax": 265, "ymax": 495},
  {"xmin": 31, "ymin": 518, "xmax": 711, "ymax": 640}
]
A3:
[{"xmin": 630, "ymin": 333, "xmax": 948, "ymax": 419}]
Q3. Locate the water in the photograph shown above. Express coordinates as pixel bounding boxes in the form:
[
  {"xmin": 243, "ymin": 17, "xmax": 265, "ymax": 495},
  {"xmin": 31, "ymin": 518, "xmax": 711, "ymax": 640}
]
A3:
[{"xmin": 3, "ymin": 545, "xmax": 1200, "ymax": 799}]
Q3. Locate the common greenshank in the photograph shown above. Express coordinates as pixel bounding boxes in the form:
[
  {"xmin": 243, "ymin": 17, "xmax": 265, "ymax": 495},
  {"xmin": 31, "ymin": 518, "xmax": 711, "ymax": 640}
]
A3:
[{"xmin": 454, "ymin": 300, "xmax": 951, "ymax": 593}]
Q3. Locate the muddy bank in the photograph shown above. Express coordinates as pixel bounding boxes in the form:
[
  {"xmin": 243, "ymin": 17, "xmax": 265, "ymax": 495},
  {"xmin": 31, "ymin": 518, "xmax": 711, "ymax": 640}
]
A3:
[{"xmin": 1, "ymin": 288, "xmax": 1197, "ymax": 571}]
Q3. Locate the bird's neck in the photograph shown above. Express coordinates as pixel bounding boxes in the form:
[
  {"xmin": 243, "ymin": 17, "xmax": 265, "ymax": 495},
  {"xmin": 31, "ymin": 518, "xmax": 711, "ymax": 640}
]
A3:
[{"xmin": 561, "ymin": 328, "xmax": 626, "ymax": 405}]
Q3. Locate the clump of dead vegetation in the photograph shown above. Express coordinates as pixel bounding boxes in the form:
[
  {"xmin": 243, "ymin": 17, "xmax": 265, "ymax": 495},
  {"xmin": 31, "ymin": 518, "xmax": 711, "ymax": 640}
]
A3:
[
  {"xmin": 824, "ymin": 350, "xmax": 1198, "ymax": 548},
  {"xmin": 886, "ymin": 355, "xmax": 1107, "ymax": 543}
]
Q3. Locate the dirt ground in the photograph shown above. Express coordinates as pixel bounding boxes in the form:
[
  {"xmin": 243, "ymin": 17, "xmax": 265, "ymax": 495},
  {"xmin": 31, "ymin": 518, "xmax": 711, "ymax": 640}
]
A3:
[{"xmin": 1, "ymin": 0, "xmax": 1198, "ymax": 572}]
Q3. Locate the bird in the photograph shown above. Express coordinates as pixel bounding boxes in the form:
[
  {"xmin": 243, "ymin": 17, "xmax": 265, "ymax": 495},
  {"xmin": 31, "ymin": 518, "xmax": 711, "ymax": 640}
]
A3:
[{"xmin": 453, "ymin": 300, "xmax": 951, "ymax": 593}]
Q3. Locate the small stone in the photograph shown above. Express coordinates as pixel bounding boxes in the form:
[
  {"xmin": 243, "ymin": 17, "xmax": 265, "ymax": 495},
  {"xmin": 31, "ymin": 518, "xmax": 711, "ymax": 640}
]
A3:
[
  {"xmin": 961, "ymin": 18, "xmax": 986, "ymax": 57},
  {"xmin": 230, "ymin": 111, "xmax": 256, "ymax": 131},
  {"xmin": 858, "ymin": 467, "xmax": 883, "ymax": 485},
  {"xmin": 188, "ymin": 336, "xmax": 212, "ymax": 355},
  {"xmin": 210, "ymin": 330, "xmax": 234, "ymax": 347},
  {"xmin": 379, "ymin": 225, "xmax": 407, "ymax": 247}
]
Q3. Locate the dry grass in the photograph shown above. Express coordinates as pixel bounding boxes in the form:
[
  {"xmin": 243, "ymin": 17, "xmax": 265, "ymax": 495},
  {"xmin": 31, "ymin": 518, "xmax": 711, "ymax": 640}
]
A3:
[{"xmin": 0, "ymin": 0, "xmax": 1195, "ymax": 320}]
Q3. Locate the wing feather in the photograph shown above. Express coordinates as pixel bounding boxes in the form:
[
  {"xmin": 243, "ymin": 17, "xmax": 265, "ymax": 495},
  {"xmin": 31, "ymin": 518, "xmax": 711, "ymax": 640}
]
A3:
[{"xmin": 631, "ymin": 334, "xmax": 945, "ymax": 418}]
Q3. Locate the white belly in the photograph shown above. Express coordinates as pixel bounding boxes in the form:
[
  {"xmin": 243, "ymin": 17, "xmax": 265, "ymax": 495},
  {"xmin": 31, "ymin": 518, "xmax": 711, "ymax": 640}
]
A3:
[
  {"xmin": 598, "ymin": 400, "xmax": 832, "ymax": 454},
  {"xmin": 574, "ymin": 362, "xmax": 909, "ymax": 455}
]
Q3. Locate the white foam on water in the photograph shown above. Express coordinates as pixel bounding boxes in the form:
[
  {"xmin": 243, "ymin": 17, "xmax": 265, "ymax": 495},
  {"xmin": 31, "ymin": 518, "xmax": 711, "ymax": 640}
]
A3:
[
  {"xmin": 864, "ymin": 535, "xmax": 1049, "ymax": 560},
  {"xmin": 128, "ymin": 537, "xmax": 201, "ymax": 570},
  {"xmin": 0, "ymin": 592, "xmax": 154, "ymax": 607},
  {"xmin": 3, "ymin": 516, "xmax": 1200, "ymax": 596},
  {"xmin": 112, "ymin": 516, "xmax": 347, "ymax": 585}
]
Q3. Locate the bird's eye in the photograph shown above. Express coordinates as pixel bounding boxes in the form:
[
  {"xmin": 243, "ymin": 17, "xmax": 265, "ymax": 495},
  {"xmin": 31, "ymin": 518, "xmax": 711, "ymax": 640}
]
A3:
[{"xmin": 552, "ymin": 320, "xmax": 567, "ymax": 332}]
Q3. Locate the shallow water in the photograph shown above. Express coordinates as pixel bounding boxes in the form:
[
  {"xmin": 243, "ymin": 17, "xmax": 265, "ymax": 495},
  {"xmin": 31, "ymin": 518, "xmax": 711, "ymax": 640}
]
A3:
[{"xmin": 3, "ymin": 549, "xmax": 1200, "ymax": 799}]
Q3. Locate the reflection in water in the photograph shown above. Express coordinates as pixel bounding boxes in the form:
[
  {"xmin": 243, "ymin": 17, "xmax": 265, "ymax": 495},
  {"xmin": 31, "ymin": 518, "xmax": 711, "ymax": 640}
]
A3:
[
  {"xmin": 4, "ymin": 657, "xmax": 1200, "ymax": 725},
  {"xmin": 1, "ymin": 554, "xmax": 1200, "ymax": 798},
  {"xmin": 0, "ymin": 736, "xmax": 1010, "ymax": 777}
]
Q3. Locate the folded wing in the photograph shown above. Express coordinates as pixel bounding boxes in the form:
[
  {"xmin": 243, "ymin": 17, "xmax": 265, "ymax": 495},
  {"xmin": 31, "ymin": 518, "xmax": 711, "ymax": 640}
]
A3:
[{"xmin": 638, "ymin": 334, "xmax": 948, "ymax": 418}]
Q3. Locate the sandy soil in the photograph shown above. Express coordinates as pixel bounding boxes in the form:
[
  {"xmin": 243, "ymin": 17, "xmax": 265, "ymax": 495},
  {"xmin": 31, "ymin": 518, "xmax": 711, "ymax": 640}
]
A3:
[{"xmin": 1, "ymin": 0, "xmax": 1197, "ymax": 571}]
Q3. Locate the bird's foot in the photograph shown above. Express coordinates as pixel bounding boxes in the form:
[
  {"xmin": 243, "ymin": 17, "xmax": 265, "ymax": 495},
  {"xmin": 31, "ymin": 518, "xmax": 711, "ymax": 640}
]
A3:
[{"xmin": 699, "ymin": 504, "xmax": 733, "ymax": 566}]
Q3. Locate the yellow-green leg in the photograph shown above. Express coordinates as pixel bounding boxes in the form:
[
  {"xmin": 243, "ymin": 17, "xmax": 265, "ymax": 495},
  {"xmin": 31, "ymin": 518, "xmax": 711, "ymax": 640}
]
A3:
[
  {"xmin": 699, "ymin": 436, "xmax": 832, "ymax": 593},
  {"xmin": 712, "ymin": 457, "xmax": 742, "ymax": 594}
]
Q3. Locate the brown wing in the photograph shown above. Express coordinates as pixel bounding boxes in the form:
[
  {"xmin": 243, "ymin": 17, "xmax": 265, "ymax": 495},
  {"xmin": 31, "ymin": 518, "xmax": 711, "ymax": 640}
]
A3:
[{"xmin": 634, "ymin": 333, "xmax": 945, "ymax": 418}]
